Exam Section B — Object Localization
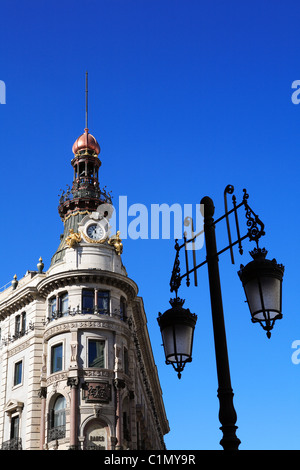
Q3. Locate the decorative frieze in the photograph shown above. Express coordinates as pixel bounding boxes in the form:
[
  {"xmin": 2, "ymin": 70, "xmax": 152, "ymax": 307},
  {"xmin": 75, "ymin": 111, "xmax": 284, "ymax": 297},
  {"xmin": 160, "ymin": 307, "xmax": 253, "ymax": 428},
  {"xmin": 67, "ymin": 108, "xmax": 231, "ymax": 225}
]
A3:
[
  {"xmin": 81, "ymin": 368, "xmax": 113, "ymax": 379},
  {"xmin": 46, "ymin": 372, "xmax": 68, "ymax": 386},
  {"xmin": 82, "ymin": 382, "xmax": 111, "ymax": 403},
  {"xmin": 7, "ymin": 339, "xmax": 31, "ymax": 358},
  {"xmin": 44, "ymin": 317, "xmax": 130, "ymax": 341}
]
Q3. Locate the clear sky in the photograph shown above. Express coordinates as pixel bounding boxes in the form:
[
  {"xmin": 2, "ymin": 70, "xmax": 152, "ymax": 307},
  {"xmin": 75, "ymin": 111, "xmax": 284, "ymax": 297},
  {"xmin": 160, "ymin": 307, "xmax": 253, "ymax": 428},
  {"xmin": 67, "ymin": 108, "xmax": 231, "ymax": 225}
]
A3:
[{"xmin": 1, "ymin": 0, "xmax": 300, "ymax": 450}]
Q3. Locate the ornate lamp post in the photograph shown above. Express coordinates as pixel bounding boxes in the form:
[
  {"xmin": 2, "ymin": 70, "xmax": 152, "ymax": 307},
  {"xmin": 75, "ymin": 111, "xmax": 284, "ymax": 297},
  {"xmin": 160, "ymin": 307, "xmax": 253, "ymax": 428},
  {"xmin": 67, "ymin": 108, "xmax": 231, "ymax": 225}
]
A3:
[{"xmin": 158, "ymin": 185, "xmax": 284, "ymax": 450}]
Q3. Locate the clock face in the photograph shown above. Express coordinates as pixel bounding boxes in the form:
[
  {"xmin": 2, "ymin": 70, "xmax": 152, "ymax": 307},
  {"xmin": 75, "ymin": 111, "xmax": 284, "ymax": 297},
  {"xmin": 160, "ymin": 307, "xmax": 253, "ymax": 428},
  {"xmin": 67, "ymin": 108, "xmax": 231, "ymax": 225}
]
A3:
[{"xmin": 86, "ymin": 223, "xmax": 104, "ymax": 240}]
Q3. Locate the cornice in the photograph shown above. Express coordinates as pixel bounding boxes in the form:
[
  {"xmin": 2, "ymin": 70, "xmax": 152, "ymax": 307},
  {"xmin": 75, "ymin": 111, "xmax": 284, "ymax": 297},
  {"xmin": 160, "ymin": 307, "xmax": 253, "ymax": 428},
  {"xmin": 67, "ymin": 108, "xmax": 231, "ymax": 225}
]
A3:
[
  {"xmin": 0, "ymin": 286, "xmax": 40, "ymax": 318},
  {"xmin": 37, "ymin": 269, "xmax": 138, "ymax": 300},
  {"xmin": 0, "ymin": 269, "xmax": 138, "ymax": 319}
]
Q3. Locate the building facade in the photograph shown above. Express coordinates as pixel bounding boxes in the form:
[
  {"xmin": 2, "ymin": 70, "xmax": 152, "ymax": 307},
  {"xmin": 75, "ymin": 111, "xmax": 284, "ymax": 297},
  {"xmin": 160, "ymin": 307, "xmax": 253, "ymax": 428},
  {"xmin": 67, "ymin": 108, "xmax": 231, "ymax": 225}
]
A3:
[{"xmin": 0, "ymin": 126, "xmax": 169, "ymax": 450}]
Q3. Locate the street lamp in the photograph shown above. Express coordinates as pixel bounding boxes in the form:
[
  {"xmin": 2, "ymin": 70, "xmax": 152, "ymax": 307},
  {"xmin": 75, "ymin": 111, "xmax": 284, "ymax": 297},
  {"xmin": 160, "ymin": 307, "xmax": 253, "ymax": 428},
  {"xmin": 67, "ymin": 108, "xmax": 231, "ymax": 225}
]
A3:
[
  {"xmin": 157, "ymin": 297, "xmax": 197, "ymax": 379},
  {"xmin": 158, "ymin": 185, "xmax": 284, "ymax": 450},
  {"xmin": 238, "ymin": 247, "xmax": 284, "ymax": 338}
]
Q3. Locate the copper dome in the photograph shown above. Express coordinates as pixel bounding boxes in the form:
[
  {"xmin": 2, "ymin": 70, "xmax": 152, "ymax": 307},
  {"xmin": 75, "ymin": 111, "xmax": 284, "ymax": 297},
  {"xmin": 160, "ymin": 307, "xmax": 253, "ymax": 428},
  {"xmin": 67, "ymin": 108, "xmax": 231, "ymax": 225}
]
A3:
[{"xmin": 72, "ymin": 128, "xmax": 101, "ymax": 155}]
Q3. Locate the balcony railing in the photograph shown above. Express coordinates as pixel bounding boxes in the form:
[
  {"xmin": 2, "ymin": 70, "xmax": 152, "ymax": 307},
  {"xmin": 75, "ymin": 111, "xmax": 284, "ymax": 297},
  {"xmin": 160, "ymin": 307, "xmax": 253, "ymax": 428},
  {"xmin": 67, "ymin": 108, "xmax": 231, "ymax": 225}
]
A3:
[
  {"xmin": 44, "ymin": 307, "xmax": 127, "ymax": 326},
  {"xmin": 1, "ymin": 323, "xmax": 34, "ymax": 347},
  {"xmin": 1, "ymin": 438, "xmax": 22, "ymax": 450},
  {"xmin": 48, "ymin": 425, "xmax": 66, "ymax": 442}
]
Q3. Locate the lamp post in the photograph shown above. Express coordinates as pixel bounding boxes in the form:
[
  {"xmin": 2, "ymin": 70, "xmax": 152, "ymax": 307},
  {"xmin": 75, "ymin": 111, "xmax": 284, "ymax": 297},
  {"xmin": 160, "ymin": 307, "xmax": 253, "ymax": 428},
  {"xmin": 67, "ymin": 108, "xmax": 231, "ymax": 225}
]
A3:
[{"xmin": 157, "ymin": 185, "xmax": 284, "ymax": 450}]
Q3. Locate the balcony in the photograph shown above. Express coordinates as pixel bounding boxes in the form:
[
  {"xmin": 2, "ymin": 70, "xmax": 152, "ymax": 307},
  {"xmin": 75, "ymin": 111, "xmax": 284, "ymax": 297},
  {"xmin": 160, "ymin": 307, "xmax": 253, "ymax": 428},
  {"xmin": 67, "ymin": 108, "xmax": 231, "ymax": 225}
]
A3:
[
  {"xmin": 44, "ymin": 307, "xmax": 127, "ymax": 325},
  {"xmin": 47, "ymin": 425, "xmax": 66, "ymax": 442},
  {"xmin": 1, "ymin": 438, "xmax": 22, "ymax": 450}
]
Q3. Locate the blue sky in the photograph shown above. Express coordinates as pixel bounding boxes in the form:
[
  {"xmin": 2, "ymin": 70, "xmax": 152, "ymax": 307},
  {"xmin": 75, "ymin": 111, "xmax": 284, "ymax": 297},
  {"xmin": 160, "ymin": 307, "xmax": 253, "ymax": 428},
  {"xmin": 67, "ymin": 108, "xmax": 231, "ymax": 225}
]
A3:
[{"xmin": 1, "ymin": 0, "xmax": 300, "ymax": 450}]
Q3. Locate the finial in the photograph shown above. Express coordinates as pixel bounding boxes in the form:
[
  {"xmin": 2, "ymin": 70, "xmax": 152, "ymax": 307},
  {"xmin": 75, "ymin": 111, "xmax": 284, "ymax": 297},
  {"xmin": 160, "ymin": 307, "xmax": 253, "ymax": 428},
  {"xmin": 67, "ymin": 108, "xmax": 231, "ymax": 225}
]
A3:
[
  {"xmin": 12, "ymin": 274, "xmax": 18, "ymax": 290},
  {"xmin": 85, "ymin": 71, "xmax": 88, "ymax": 131},
  {"xmin": 37, "ymin": 257, "xmax": 44, "ymax": 273}
]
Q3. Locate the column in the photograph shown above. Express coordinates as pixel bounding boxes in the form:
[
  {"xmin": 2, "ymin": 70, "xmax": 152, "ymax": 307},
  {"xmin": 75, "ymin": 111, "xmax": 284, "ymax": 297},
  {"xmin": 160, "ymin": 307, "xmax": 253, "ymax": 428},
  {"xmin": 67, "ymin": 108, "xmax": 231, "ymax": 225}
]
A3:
[
  {"xmin": 67, "ymin": 377, "xmax": 79, "ymax": 449},
  {"xmin": 38, "ymin": 387, "xmax": 47, "ymax": 450},
  {"xmin": 114, "ymin": 379, "xmax": 125, "ymax": 450}
]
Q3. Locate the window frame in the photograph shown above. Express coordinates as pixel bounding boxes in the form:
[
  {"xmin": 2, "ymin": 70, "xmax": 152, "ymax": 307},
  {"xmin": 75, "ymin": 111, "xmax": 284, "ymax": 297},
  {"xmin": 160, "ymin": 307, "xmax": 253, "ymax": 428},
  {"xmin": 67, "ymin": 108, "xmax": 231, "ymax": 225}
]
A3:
[
  {"xmin": 50, "ymin": 342, "xmax": 63, "ymax": 374},
  {"xmin": 60, "ymin": 292, "xmax": 69, "ymax": 316},
  {"xmin": 124, "ymin": 347, "xmax": 129, "ymax": 375},
  {"xmin": 120, "ymin": 297, "xmax": 127, "ymax": 321},
  {"xmin": 82, "ymin": 289, "xmax": 110, "ymax": 315},
  {"xmin": 96, "ymin": 291, "xmax": 109, "ymax": 315},
  {"xmin": 48, "ymin": 292, "xmax": 69, "ymax": 320},
  {"xmin": 10, "ymin": 415, "xmax": 20, "ymax": 439},
  {"xmin": 82, "ymin": 289, "xmax": 95, "ymax": 314},
  {"xmin": 87, "ymin": 338, "xmax": 106, "ymax": 368},
  {"xmin": 48, "ymin": 394, "xmax": 66, "ymax": 442},
  {"xmin": 13, "ymin": 360, "xmax": 23, "ymax": 387}
]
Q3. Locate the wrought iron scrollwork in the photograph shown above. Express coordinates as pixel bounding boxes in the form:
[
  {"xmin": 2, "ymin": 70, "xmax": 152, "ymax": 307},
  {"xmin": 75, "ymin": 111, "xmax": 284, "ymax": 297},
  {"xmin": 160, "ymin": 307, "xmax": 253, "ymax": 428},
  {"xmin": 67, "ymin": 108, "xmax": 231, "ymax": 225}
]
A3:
[
  {"xmin": 224, "ymin": 185, "xmax": 235, "ymax": 263},
  {"xmin": 242, "ymin": 189, "xmax": 265, "ymax": 246},
  {"xmin": 169, "ymin": 184, "xmax": 267, "ymax": 298},
  {"xmin": 170, "ymin": 240, "xmax": 181, "ymax": 296}
]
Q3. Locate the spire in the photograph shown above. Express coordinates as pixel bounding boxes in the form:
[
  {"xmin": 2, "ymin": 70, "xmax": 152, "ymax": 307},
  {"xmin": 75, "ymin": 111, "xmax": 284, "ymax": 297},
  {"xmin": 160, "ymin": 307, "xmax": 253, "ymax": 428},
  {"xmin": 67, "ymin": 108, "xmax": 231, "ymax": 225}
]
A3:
[
  {"xmin": 58, "ymin": 73, "xmax": 103, "ymax": 221},
  {"xmin": 85, "ymin": 71, "xmax": 88, "ymax": 131},
  {"xmin": 52, "ymin": 74, "xmax": 113, "ymax": 265},
  {"xmin": 72, "ymin": 72, "xmax": 100, "ymax": 155}
]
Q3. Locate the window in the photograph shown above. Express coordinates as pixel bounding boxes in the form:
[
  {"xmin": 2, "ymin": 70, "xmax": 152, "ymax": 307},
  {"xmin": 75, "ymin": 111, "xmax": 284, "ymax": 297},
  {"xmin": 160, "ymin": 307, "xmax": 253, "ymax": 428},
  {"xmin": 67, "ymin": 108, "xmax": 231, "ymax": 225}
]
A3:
[
  {"xmin": 82, "ymin": 289, "xmax": 109, "ymax": 315},
  {"xmin": 49, "ymin": 297, "xmax": 57, "ymax": 318},
  {"xmin": 60, "ymin": 293, "xmax": 68, "ymax": 315},
  {"xmin": 88, "ymin": 339, "xmax": 105, "ymax": 368},
  {"xmin": 120, "ymin": 297, "xmax": 127, "ymax": 321},
  {"xmin": 82, "ymin": 289, "xmax": 94, "ymax": 314},
  {"xmin": 14, "ymin": 312, "xmax": 26, "ymax": 338},
  {"xmin": 97, "ymin": 291, "xmax": 109, "ymax": 315},
  {"xmin": 14, "ymin": 361, "xmax": 22, "ymax": 386},
  {"xmin": 53, "ymin": 395, "xmax": 66, "ymax": 427},
  {"xmin": 51, "ymin": 343, "xmax": 63, "ymax": 373},
  {"xmin": 124, "ymin": 348, "xmax": 129, "ymax": 375},
  {"xmin": 10, "ymin": 415, "xmax": 19, "ymax": 439},
  {"xmin": 48, "ymin": 395, "xmax": 66, "ymax": 442},
  {"xmin": 15, "ymin": 315, "xmax": 20, "ymax": 336},
  {"xmin": 123, "ymin": 412, "xmax": 130, "ymax": 441},
  {"xmin": 49, "ymin": 293, "xmax": 68, "ymax": 320}
]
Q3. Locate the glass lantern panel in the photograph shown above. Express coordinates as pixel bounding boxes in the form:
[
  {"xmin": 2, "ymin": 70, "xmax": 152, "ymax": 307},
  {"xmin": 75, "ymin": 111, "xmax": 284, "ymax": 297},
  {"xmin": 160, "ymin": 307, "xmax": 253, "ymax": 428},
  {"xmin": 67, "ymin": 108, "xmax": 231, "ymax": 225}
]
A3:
[
  {"xmin": 245, "ymin": 277, "xmax": 281, "ymax": 321},
  {"xmin": 244, "ymin": 279, "xmax": 263, "ymax": 315},
  {"xmin": 161, "ymin": 325, "xmax": 176, "ymax": 361},
  {"xmin": 174, "ymin": 324, "xmax": 194, "ymax": 358},
  {"xmin": 259, "ymin": 276, "xmax": 281, "ymax": 312}
]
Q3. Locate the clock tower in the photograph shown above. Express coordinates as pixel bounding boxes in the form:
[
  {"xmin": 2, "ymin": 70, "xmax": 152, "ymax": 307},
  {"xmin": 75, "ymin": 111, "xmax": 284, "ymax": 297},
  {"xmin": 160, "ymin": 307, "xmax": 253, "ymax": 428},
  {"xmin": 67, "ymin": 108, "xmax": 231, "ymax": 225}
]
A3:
[
  {"xmin": 51, "ymin": 125, "xmax": 114, "ymax": 267},
  {"xmin": 0, "ymin": 86, "xmax": 169, "ymax": 449}
]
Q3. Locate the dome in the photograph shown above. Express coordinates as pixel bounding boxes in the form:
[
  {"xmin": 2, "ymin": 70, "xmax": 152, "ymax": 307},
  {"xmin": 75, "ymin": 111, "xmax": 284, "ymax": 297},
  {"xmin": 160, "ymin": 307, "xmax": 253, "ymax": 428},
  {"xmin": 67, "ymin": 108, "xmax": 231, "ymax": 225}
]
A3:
[{"xmin": 72, "ymin": 128, "xmax": 100, "ymax": 155}]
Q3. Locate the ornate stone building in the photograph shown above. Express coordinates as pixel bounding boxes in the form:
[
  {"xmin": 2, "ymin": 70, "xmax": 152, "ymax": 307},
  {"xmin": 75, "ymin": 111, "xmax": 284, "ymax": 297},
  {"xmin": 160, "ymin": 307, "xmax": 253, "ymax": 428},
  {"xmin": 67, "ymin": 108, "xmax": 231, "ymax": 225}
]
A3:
[{"xmin": 0, "ymin": 125, "xmax": 169, "ymax": 450}]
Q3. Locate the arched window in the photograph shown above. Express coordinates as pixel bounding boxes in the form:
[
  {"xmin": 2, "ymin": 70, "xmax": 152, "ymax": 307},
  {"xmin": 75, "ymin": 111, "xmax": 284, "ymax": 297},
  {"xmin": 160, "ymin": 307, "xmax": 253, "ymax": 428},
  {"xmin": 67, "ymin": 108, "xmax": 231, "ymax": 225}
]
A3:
[
  {"xmin": 53, "ymin": 396, "xmax": 66, "ymax": 428},
  {"xmin": 48, "ymin": 395, "xmax": 66, "ymax": 442}
]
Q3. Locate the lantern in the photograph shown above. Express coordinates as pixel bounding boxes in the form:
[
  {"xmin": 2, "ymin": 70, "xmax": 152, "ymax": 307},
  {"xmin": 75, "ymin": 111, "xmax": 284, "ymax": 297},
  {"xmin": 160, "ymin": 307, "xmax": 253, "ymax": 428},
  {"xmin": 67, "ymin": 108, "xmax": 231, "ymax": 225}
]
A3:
[
  {"xmin": 238, "ymin": 248, "xmax": 284, "ymax": 338},
  {"xmin": 157, "ymin": 297, "xmax": 197, "ymax": 378}
]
